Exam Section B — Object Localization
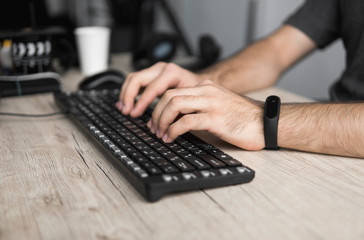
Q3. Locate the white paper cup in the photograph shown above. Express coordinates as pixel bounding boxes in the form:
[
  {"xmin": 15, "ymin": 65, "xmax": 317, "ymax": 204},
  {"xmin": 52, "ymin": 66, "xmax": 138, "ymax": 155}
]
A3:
[{"xmin": 74, "ymin": 26, "xmax": 111, "ymax": 76}]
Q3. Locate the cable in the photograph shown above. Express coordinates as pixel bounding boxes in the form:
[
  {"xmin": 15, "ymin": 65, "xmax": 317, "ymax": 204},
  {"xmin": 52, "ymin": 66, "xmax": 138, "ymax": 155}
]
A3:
[{"xmin": 0, "ymin": 110, "xmax": 68, "ymax": 118}]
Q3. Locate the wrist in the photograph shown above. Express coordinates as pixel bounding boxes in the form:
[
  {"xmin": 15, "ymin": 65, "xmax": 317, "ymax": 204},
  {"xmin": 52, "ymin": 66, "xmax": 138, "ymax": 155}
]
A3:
[
  {"xmin": 276, "ymin": 103, "xmax": 309, "ymax": 151},
  {"xmin": 276, "ymin": 104, "xmax": 305, "ymax": 150},
  {"xmin": 235, "ymin": 98, "xmax": 265, "ymax": 151},
  {"xmin": 196, "ymin": 71, "xmax": 217, "ymax": 83}
]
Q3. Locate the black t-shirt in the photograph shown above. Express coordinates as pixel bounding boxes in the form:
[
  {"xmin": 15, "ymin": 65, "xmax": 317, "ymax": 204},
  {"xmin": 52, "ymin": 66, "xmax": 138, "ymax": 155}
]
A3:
[{"xmin": 285, "ymin": 0, "xmax": 364, "ymax": 101}]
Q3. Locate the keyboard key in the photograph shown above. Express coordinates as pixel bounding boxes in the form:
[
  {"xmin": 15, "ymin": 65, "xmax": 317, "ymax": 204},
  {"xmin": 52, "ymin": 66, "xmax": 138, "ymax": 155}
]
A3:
[
  {"xmin": 173, "ymin": 160, "xmax": 195, "ymax": 171},
  {"xmin": 160, "ymin": 165, "xmax": 179, "ymax": 174},
  {"xmin": 140, "ymin": 161, "xmax": 155, "ymax": 168},
  {"xmin": 219, "ymin": 169, "xmax": 233, "ymax": 176},
  {"xmin": 198, "ymin": 154, "xmax": 225, "ymax": 168},
  {"xmin": 128, "ymin": 162, "xmax": 141, "ymax": 171},
  {"xmin": 110, "ymin": 146, "xmax": 121, "ymax": 154},
  {"xmin": 176, "ymin": 148, "xmax": 189, "ymax": 154},
  {"xmin": 178, "ymin": 152, "xmax": 194, "ymax": 159},
  {"xmin": 119, "ymin": 157, "xmax": 133, "ymax": 165},
  {"xmin": 168, "ymin": 155, "xmax": 182, "ymax": 162},
  {"xmin": 185, "ymin": 157, "xmax": 210, "ymax": 170},
  {"xmin": 152, "ymin": 159, "xmax": 170, "ymax": 167},
  {"xmin": 220, "ymin": 158, "xmax": 242, "ymax": 167},
  {"xmin": 115, "ymin": 151, "xmax": 127, "ymax": 159},
  {"xmin": 147, "ymin": 154, "xmax": 164, "ymax": 161},
  {"xmin": 200, "ymin": 170, "xmax": 210, "ymax": 178},
  {"xmin": 147, "ymin": 167, "xmax": 162, "ymax": 175},
  {"xmin": 236, "ymin": 166, "xmax": 252, "ymax": 174},
  {"xmin": 189, "ymin": 149, "xmax": 206, "ymax": 155},
  {"xmin": 182, "ymin": 172, "xmax": 197, "ymax": 180},
  {"xmin": 162, "ymin": 175, "xmax": 172, "ymax": 182},
  {"xmin": 134, "ymin": 155, "xmax": 148, "ymax": 163}
]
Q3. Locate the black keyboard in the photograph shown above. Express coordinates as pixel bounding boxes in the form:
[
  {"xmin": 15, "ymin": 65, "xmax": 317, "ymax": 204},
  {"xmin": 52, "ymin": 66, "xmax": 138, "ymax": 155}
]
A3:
[{"xmin": 54, "ymin": 90, "xmax": 255, "ymax": 201}]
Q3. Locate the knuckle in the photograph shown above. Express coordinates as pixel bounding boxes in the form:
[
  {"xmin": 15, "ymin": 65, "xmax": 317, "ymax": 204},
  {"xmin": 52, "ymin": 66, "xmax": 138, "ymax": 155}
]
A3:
[
  {"xmin": 167, "ymin": 124, "xmax": 178, "ymax": 138},
  {"xmin": 155, "ymin": 61, "xmax": 167, "ymax": 67},
  {"xmin": 206, "ymin": 84, "xmax": 219, "ymax": 93},
  {"xmin": 163, "ymin": 89, "xmax": 175, "ymax": 100},
  {"xmin": 125, "ymin": 73, "xmax": 136, "ymax": 84},
  {"xmin": 181, "ymin": 115, "xmax": 194, "ymax": 126},
  {"xmin": 200, "ymin": 79, "xmax": 214, "ymax": 85},
  {"xmin": 164, "ymin": 62, "xmax": 179, "ymax": 73},
  {"xmin": 127, "ymin": 72, "xmax": 135, "ymax": 79},
  {"xmin": 169, "ymin": 96, "xmax": 182, "ymax": 107},
  {"xmin": 199, "ymin": 80, "xmax": 218, "ymax": 91}
]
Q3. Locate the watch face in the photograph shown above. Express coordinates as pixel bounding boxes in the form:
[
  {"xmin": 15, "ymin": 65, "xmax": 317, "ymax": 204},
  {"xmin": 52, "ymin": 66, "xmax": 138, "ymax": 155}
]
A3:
[{"xmin": 266, "ymin": 96, "xmax": 280, "ymax": 118}]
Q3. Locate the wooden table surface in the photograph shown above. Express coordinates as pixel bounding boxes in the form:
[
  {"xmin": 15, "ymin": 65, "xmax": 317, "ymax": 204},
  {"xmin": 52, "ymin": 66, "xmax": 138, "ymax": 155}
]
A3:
[{"xmin": 0, "ymin": 55, "xmax": 363, "ymax": 240}]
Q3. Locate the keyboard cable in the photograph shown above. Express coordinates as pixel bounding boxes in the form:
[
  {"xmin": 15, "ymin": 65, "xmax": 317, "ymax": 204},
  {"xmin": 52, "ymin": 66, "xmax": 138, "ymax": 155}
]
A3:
[{"xmin": 0, "ymin": 110, "xmax": 68, "ymax": 117}]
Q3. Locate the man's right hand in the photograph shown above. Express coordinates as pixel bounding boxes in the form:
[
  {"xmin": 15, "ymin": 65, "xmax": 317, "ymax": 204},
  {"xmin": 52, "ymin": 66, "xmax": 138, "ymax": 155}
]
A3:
[{"xmin": 116, "ymin": 62, "xmax": 203, "ymax": 118}]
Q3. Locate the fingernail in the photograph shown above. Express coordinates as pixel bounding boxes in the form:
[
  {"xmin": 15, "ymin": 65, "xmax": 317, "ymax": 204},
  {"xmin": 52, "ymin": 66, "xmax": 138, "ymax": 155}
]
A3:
[
  {"xmin": 130, "ymin": 108, "xmax": 137, "ymax": 116},
  {"xmin": 122, "ymin": 105, "xmax": 127, "ymax": 114},
  {"xmin": 116, "ymin": 101, "xmax": 123, "ymax": 111},
  {"xmin": 162, "ymin": 134, "xmax": 169, "ymax": 142},
  {"xmin": 148, "ymin": 121, "xmax": 155, "ymax": 133},
  {"xmin": 156, "ymin": 129, "xmax": 160, "ymax": 138}
]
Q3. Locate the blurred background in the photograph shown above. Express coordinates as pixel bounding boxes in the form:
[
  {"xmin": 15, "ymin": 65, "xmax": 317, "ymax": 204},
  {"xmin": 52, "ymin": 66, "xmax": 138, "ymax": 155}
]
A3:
[{"xmin": 0, "ymin": 0, "xmax": 345, "ymax": 100}]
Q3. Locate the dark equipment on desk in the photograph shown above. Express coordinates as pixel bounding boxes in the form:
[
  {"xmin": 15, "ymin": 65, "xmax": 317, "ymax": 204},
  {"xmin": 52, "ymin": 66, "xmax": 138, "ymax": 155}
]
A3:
[
  {"xmin": 0, "ymin": 0, "xmax": 75, "ymax": 97},
  {"xmin": 54, "ymin": 89, "xmax": 255, "ymax": 201},
  {"xmin": 0, "ymin": 0, "xmax": 76, "ymax": 75},
  {"xmin": 109, "ymin": 0, "xmax": 221, "ymax": 71},
  {"xmin": 78, "ymin": 69, "xmax": 125, "ymax": 90},
  {"xmin": 0, "ymin": 27, "xmax": 74, "ymax": 75},
  {"xmin": 0, "ymin": 72, "xmax": 61, "ymax": 97}
]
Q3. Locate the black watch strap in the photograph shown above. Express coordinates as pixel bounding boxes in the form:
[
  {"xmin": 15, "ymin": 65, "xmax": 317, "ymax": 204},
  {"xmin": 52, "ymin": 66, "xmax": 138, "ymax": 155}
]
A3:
[{"xmin": 264, "ymin": 95, "xmax": 281, "ymax": 150}]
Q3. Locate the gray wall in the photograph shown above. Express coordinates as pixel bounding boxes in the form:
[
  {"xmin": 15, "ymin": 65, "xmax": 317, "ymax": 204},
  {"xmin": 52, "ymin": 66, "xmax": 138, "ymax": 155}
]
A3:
[
  {"xmin": 160, "ymin": 0, "xmax": 346, "ymax": 100},
  {"xmin": 156, "ymin": 0, "xmax": 252, "ymax": 58}
]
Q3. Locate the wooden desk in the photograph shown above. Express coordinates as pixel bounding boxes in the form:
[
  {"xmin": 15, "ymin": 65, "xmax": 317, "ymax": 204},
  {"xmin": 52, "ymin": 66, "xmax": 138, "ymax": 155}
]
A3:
[{"xmin": 1, "ymin": 55, "xmax": 363, "ymax": 240}]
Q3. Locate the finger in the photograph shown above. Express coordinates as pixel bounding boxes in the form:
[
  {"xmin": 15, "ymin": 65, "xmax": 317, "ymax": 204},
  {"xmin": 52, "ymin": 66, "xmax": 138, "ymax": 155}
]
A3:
[
  {"xmin": 118, "ymin": 62, "xmax": 166, "ymax": 114},
  {"xmin": 116, "ymin": 74, "xmax": 130, "ymax": 110},
  {"xmin": 162, "ymin": 113, "xmax": 211, "ymax": 143},
  {"xmin": 119, "ymin": 62, "xmax": 166, "ymax": 102},
  {"xmin": 151, "ymin": 85, "xmax": 212, "ymax": 127},
  {"xmin": 117, "ymin": 73, "xmax": 138, "ymax": 114},
  {"xmin": 151, "ymin": 89, "xmax": 189, "ymax": 131},
  {"xmin": 129, "ymin": 74, "xmax": 174, "ymax": 117},
  {"xmin": 155, "ymin": 95, "xmax": 211, "ymax": 138},
  {"xmin": 129, "ymin": 66, "xmax": 187, "ymax": 117}
]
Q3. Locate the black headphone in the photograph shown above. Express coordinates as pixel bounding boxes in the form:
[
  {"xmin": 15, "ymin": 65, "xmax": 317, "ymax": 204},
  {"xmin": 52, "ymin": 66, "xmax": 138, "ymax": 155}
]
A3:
[
  {"xmin": 183, "ymin": 34, "xmax": 221, "ymax": 71},
  {"xmin": 132, "ymin": 32, "xmax": 178, "ymax": 70}
]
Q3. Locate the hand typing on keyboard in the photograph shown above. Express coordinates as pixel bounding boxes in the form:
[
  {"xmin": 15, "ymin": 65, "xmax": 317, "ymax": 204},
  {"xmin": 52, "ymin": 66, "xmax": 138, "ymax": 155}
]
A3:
[
  {"xmin": 117, "ymin": 62, "xmax": 202, "ymax": 117},
  {"xmin": 116, "ymin": 62, "xmax": 265, "ymax": 151}
]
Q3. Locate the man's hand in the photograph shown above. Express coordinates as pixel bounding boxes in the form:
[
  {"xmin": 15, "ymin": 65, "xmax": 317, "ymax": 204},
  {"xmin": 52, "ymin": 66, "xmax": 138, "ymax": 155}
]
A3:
[
  {"xmin": 147, "ymin": 80, "xmax": 265, "ymax": 151},
  {"xmin": 116, "ymin": 62, "xmax": 203, "ymax": 118}
]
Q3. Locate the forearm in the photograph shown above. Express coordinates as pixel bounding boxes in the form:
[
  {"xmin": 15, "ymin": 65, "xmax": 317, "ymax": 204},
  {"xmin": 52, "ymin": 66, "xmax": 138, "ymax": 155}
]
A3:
[
  {"xmin": 198, "ymin": 38, "xmax": 283, "ymax": 93},
  {"xmin": 278, "ymin": 103, "xmax": 364, "ymax": 158},
  {"xmin": 198, "ymin": 25, "xmax": 316, "ymax": 94}
]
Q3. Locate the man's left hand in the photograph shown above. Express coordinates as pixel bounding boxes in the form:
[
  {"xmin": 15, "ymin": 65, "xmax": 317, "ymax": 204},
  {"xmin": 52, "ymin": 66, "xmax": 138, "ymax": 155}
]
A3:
[{"xmin": 148, "ymin": 80, "xmax": 265, "ymax": 151}]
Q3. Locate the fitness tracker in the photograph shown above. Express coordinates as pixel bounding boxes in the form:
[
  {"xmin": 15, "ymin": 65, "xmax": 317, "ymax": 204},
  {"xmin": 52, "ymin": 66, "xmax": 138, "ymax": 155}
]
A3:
[{"xmin": 264, "ymin": 95, "xmax": 281, "ymax": 150}]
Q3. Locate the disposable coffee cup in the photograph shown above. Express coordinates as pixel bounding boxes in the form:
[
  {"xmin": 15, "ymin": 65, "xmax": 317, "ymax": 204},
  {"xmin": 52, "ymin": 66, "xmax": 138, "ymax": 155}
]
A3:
[{"xmin": 74, "ymin": 26, "xmax": 110, "ymax": 76}]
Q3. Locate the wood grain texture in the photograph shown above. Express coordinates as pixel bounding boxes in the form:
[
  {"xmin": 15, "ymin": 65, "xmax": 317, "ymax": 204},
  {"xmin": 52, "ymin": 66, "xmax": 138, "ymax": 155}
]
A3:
[{"xmin": 0, "ymin": 54, "xmax": 363, "ymax": 240}]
